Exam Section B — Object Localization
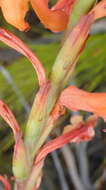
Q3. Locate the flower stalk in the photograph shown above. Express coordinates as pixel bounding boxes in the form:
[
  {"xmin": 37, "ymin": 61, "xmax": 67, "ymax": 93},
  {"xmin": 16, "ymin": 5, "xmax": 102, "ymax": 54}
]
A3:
[{"xmin": 0, "ymin": 1, "xmax": 106, "ymax": 190}]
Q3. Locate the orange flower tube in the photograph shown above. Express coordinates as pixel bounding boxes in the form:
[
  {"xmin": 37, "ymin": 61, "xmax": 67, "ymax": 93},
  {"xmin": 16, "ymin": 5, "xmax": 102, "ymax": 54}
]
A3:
[
  {"xmin": 1, "ymin": 0, "xmax": 29, "ymax": 31},
  {"xmin": 30, "ymin": 0, "xmax": 73, "ymax": 32},
  {"xmin": 59, "ymin": 85, "xmax": 106, "ymax": 121},
  {"xmin": 91, "ymin": 0, "xmax": 106, "ymax": 21}
]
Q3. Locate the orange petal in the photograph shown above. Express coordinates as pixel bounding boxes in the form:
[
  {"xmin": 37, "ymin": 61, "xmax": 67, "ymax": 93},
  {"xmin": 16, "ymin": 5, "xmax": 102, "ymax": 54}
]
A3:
[
  {"xmin": 1, "ymin": 0, "xmax": 29, "ymax": 31},
  {"xmin": 31, "ymin": 0, "xmax": 69, "ymax": 32},
  {"xmin": 59, "ymin": 85, "xmax": 106, "ymax": 121},
  {"xmin": 91, "ymin": 0, "xmax": 106, "ymax": 21},
  {"xmin": 52, "ymin": 0, "xmax": 75, "ymax": 13}
]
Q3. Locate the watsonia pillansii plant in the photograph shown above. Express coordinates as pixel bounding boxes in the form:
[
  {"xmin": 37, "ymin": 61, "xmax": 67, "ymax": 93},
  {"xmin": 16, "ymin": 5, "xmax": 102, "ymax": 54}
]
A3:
[{"xmin": 0, "ymin": 0, "xmax": 106, "ymax": 189}]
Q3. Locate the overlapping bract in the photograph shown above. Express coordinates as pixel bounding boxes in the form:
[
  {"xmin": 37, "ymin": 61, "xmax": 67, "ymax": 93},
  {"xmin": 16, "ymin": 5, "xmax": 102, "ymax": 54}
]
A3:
[{"xmin": 1, "ymin": 0, "xmax": 106, "ymax": 32}]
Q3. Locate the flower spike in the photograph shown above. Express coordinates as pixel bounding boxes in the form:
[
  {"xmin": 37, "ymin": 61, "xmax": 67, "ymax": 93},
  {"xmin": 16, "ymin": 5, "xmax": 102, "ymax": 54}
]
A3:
[{"xmin": 0, "ymin": 28, "xmax": 47, "ymax": 86}]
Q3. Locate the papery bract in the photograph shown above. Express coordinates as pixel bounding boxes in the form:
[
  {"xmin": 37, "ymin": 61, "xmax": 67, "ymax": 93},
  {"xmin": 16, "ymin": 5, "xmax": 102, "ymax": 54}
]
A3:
[
  {"xmin": 13, "ymin": 136, "xmax": 30, "ymax": 181},
  {"xmin": 24, "ymin": 81, "xmax": 51, "ymax": 156},
  {"xmin": 0, "ymin": 100, "xmax": 29, "ymax": 181}
]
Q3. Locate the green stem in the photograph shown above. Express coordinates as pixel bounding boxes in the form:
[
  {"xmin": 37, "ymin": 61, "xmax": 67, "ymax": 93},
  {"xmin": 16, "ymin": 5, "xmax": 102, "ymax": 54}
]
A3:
[
  {"xmin": 64, "ymin": 0, "xmax": 96, "ymax": 41},
  {"xmin": 24, "ymin": 82, "xmax": 61, "ymax": 161},
  {"xmin": 68, "ymin": 0, "xmax": 96, "ymax": 29}
]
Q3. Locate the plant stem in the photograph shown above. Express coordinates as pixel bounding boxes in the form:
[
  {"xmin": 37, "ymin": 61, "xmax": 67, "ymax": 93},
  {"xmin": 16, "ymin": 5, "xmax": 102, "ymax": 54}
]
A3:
[
  {"xmin": 22, "ymin": 2, "xmax": 96, "ymax": 189},
  {"xmin": 63, "ymin": 0, "xmax": 96, "ymax": 42}
]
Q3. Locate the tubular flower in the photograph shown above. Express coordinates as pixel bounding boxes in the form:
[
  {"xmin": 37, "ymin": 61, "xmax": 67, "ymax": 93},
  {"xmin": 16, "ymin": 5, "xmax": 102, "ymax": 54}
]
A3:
[
  {"xmin": 0, "ymin": 0, "xmax": 75, "ymax": 31},
  {"xmin": 1, "ymin": 0, "xmax": 106, "ymax": 32},
  {"xmin": 30, "ymin": 0, "xmax": 106, "ymax": 32},
  {"xmin": 52, "ymin": 0, "xmax": 74, "ymax": 12},
  {"xmin": 63, "ymin": 115, "xmax": 96, "ymax": 143},
  {"xmin": 59, "ymin": 85, "xmax": 106, "ymax": 121},
  {"xmin": 29, "ymin": 115, "xmax": 97, "ymax": 190},
  {"xmin": 0, "ymin": 0, "xmax": 30, "ymax": 31},
  {"xmin": 30, "ymin": 0, "xmax": 74, "ymax": 32},
  {"xmin": 91, "ymin": 0, "xmax": 106, "ymax": 21},
  {"xmin": 35, "ymin": 115, "xmax": 98, "ymax": 165}
]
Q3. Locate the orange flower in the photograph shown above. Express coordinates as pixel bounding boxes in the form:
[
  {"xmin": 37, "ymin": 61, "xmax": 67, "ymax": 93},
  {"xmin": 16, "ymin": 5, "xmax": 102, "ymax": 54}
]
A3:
[
  {"xmin": 32, "ymin": 114, "xmax": 97, "ymax": 189},
  {"xmin": 91, "ymin": 0, "xmax": 106, "ymax": 21},
  {"xmin": 0, "ymin": 0, "xmax": 29, "ymax": 31},
  {"xmin": 59, "ymin": 85, "xmax": 106, "ymax": 121},
  {"xmin": 1, "ymin": 0, "xmax": 106, "ymax": 32},
  {"xmin": 30, "ymin": 0, "xmax": 73, "ymax": 32},
  {"xmin": 52, "ymin": 0, "xmax": 74, "ymax": 12},
  {"xmin": 35, "ymin": 115, "xmax": 97, "ymax": 165}
]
